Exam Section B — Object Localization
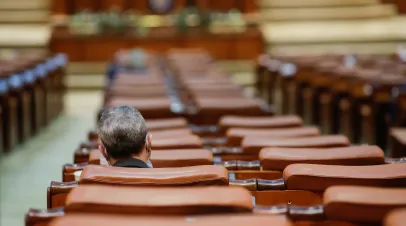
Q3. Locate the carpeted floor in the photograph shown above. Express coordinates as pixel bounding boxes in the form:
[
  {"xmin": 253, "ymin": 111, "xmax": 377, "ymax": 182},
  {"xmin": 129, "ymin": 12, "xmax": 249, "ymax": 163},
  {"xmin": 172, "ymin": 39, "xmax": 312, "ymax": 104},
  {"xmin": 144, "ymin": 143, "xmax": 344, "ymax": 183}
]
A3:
[{"xmin": 0, "ymin": 91, "xmax": 103, "ymax": 226}]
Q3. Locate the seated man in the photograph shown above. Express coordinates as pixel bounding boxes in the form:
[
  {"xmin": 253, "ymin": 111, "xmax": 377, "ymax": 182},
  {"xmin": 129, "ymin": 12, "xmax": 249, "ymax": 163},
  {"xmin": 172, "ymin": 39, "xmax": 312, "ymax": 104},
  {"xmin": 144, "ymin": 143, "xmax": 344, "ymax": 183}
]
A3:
[{"xmin": 97, "ymin": 105, "xmax": 152, "ymax": 168}]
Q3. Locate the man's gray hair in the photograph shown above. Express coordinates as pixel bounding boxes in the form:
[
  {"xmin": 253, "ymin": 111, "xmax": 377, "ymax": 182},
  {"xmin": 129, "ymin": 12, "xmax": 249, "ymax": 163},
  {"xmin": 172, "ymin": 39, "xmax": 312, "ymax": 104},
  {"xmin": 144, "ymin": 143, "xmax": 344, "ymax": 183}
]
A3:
[{"xmin": 97, "ymin": 106, "xmax": 148, "ymax": 159}]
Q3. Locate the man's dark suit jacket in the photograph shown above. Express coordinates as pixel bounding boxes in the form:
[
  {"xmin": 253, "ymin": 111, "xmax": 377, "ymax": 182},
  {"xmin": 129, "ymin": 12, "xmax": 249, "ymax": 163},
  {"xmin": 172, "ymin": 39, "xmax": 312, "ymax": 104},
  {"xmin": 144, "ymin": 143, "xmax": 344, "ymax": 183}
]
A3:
[{"xmin": 113, "ymin": 158, "xmax": 149, "ymax": 168}]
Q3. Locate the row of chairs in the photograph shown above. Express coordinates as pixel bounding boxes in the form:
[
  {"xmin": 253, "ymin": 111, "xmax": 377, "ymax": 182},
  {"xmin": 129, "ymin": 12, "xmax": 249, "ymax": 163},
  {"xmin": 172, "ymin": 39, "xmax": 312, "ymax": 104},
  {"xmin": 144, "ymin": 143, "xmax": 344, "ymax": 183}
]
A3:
[
  {"xmin": 26, "ymin": 49, "xmax": 406, "ymax": 226},
  {"xmin": 0, "ymin": 51, "xmax": 67, "ymax": 152},
  {"xmin": 255, "ymin": 54, "xmax": 406, "ymax": 155}
]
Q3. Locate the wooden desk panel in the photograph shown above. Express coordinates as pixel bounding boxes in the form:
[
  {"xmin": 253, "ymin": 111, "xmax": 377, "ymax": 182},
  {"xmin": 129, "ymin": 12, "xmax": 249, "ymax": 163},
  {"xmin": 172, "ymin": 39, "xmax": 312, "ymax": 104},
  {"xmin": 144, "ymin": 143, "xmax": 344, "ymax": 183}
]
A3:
[
  {"xmin": 381, "ymin": 0, "xmax": 406, "ymax": 14},
  {"xmin": 52, "ymin": 0, "xmax": 70, "ymax": 15},
  {"xmin": 73, "ymin": 0, "xmax": 98, "ymax": 12},
  {"xmin": 184, "ymin": 36, "xmax": 233, "ymax": 59},
  {"xmin": 129, "ymin": 40, "xmax": 181, "ymax": 53},
  {"xmin": 396, "ymin": 0, "xmax": 406, "ymax": 14},
  {"xmin": 49, "ymin": 39, "xmax": 85, "ymax": 62},
  {"xmin": 50, "ymin": 27, "xmax": 264, "ymax": 62},
  {"xmin": 83, "ymin": 39, "xmax": 129, "ymax": 62}
]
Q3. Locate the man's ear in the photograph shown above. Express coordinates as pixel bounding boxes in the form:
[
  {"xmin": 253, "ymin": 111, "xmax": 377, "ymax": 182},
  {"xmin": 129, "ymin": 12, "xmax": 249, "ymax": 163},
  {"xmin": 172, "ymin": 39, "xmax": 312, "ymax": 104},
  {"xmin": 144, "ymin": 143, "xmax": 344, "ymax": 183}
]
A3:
[
  {"xmin": 147, "ymin": 134, "xmax": 152, "ymax": 152},
  {"xmin": 98, "ymin": 143, "xmax": 108, "ymax": 160}
]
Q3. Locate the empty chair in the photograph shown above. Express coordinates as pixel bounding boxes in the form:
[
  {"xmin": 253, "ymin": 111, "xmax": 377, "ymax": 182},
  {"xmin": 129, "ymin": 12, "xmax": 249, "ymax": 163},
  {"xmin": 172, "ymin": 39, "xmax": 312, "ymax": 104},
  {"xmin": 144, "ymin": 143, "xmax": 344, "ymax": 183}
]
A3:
[
  {"xmin": 234, "ymin": 162, "xmax": 406, "ymax": 205},
  {"xmin": 50, "ymin": 165, "xmax": 229, "ymax": 208},
  {"xmin": 254, "ymin": 186, "xmax": 406, "ymax": 225}
]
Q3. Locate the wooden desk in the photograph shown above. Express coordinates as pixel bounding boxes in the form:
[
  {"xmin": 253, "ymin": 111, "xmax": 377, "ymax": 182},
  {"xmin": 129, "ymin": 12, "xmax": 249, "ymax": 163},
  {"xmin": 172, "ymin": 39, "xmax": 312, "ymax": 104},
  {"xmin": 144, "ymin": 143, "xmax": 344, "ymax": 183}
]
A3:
[{"xmin": 49, "ymin": 27, "xmax": 264, "ymax": 62}]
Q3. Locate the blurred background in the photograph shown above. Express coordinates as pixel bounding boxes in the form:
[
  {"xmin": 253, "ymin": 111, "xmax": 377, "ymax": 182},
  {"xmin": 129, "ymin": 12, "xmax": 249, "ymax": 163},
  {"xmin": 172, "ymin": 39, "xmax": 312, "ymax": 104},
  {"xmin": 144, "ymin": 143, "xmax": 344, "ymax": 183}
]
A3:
[{"xmin": 0, "ymin": 0, "xmax": 406, "ymax": 225}]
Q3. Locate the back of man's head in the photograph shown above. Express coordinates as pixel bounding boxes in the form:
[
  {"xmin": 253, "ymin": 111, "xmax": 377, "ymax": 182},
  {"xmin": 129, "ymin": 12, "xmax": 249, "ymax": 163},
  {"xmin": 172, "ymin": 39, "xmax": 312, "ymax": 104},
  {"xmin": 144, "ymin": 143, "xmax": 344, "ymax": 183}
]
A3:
[{"xmin": 97, "ymin": 106, "xmax": 147, "ymax": 159}]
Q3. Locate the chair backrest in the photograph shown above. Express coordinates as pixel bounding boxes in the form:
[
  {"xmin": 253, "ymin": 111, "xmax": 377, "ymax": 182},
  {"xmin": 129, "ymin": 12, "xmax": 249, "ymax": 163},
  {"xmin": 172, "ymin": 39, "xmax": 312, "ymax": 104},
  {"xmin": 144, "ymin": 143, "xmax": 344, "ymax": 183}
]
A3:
[
  {"xmin": 260, "ymin": 145, "xmax": 385, "ymax": 170},
  {"xmin": 227, "ymin": 126, "xmax": 320, "ymax": 146},
  {"xmin": 151, "ymin": 149, "xmax": 214, "ymax": 167},
  {"xmin": 220, "ymin": 115, "xmax": 302, "ymax": 130},
  {"xmin": 146, "ymin": 118, "xmax": 188, "ymax": 131},
  {"xmin": 324, "ymin": 186, "xmax": 406, "ymax": 223},
  {"xmin": 105, "ymin": 97, "xmax": 174, "ymax": 119},
  {"xmin": 65, "ymin": 186, "xmax": 252, "ymax": 215},
  {"xmin": 79, "ymin": 165, "xmax": 228, "ymax": 186},
  {"xmin": 243, "ymin": 135, "xmax": 350, "ymax": 153},
  {"xmin": 152, "ymin": 135, "xmax": 202, "ymax": 150},
  {"xmin": 150, "ymin": 128, "xmax": 194, "ymax": 139},
  {"xmin": 283, "ymin": 163, "xmax": 406, "ymax": 192}
]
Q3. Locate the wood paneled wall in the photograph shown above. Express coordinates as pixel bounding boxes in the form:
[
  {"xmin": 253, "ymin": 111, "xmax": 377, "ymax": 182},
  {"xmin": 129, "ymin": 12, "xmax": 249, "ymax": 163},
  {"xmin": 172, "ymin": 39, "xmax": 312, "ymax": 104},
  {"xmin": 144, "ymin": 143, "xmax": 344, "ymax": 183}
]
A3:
[
  {"xmin": 381, "ymin": 0, "xmax": 406, "ymax": 14},
  {"xmin": 51, "ymin": 0, "xmax": 258, "ymax": 15}
]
